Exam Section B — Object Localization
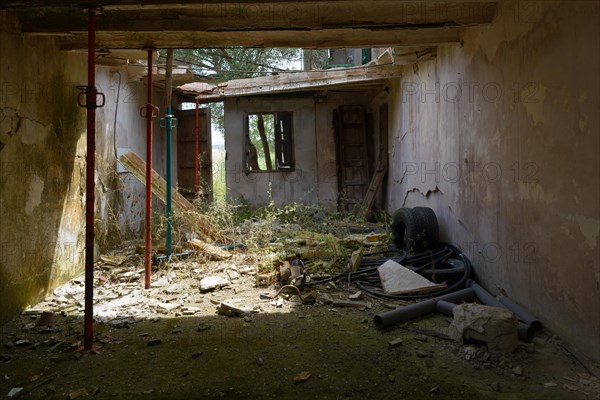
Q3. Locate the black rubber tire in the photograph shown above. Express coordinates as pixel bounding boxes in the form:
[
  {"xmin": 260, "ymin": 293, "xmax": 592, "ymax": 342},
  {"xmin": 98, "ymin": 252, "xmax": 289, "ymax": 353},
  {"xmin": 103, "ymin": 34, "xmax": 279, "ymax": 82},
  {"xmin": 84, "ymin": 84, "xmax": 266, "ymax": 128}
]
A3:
[
  {"xmin": 412, "ymin": 206, "xmax": 439, "ymax": 248},
  {"xmin": 390, "ymin": 208, "xmax": 420, "ymax": 251},
  {"xmin": 416, "ymin": 257, "xmax": 465, "ymax": 282}
]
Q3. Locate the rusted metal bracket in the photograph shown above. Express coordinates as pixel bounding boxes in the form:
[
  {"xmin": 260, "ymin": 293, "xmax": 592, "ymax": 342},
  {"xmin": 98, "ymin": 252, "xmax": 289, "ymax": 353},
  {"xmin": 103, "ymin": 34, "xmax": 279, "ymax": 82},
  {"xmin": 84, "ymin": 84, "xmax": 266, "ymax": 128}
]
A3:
[{"xmin": 76, "ymin": 85, "xmax": 105, "ymax": 109}]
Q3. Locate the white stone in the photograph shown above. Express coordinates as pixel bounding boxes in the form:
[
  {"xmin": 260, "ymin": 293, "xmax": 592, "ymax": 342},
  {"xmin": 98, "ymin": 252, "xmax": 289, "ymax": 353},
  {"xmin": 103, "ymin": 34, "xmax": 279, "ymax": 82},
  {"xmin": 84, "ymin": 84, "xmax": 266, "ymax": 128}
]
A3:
[
  {"xmin": 199, "ymin": 276, "xmax": 230, "ymax": 292},
  {"xmin": 377, "ymin": 260, "xmax": 439, "ymax": 295}
]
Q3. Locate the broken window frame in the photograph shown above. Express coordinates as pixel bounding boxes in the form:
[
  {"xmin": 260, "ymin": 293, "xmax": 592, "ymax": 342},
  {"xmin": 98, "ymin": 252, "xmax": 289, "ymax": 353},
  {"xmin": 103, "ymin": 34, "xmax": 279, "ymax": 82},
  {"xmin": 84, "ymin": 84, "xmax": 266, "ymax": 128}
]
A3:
[{"xmin": 244, "ymin": 111, "xmax": 295, "ymax": 173}]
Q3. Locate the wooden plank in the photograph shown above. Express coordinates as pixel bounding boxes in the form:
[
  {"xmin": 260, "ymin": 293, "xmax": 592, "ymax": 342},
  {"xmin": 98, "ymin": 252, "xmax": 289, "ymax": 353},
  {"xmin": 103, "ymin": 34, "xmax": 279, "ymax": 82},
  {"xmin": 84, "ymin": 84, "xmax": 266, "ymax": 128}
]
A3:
[
  {"xmin": 118, "ymin": 151, "xmax": 221, "ymax": 242},
  {"xmin": 181, "ymin": 63, "xmax": 404, "ymax": 100},
  {"xmin": 362, "ymin": 167, "xmax": 388, "ymax": 220},
  {"xmin": 188, "ymin": 238, "xmax": 232, "ymax": 261},
  {"xmin": 58, "ymin": 27, "xmax": 462, "ymax": 50},
  {"xmin": 18, "ymin": 2, "xmax": 497, "ymax": 33}
]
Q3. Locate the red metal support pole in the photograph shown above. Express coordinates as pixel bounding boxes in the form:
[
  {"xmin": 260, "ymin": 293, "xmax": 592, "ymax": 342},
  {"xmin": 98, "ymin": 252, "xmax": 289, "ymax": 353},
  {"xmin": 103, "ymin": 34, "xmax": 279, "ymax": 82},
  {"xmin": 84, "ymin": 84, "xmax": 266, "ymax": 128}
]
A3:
[
  {"xmin": 194, "ymin": 98, "xmax": 199, "ymax": 193},
  {"xmin": 143, "ymin": 48, "xmax": 156, "ymax": 289},
  {"xmin": 83, "ymin": 7, "xmax": 98, "ymax": 351}
]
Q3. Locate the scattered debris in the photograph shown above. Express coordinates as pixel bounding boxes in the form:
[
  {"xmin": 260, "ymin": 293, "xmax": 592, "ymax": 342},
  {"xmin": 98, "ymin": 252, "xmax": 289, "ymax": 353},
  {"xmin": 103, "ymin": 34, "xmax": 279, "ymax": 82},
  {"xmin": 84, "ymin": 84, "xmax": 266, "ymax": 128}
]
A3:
[
  {"xmin": 388, "ymin": 338, "xmax": 403, "ymax": 348},
  {"xmin": 349, "ymin": 248, "xmax": 364, "ymax": 272},
  {"xmin": 348, "ymin": 291, "xmax": 363, "ymax": 300},
  {"xmin": 67, "ymin": 388, "xmax": 87, "ymax": 400},
  {"xmin": 7, "ymin": 388, "xmax": 23, "ymax": 398},
  {"xmin": 318, "ymin": 295, "xmax": 367, "ymax": 308},
  {"xmin": 416, "ymin": 350, "xmax": 428, "ymax": 358},
  {"xmin": 293, "ymin": 371, "xmax": 311, "ymax": 383},
  {"xmin": 512, "ymin": 365, "xmax": 524, "ymax": 376},
  {"xmin": 100, "ymin": 255, "xmax": 125, "ymax": 266}
]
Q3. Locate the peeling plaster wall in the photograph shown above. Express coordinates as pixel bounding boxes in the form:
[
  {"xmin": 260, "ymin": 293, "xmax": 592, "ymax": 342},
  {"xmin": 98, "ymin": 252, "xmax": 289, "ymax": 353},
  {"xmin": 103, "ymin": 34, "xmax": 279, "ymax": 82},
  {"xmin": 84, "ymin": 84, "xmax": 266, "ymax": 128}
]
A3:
[
  {"xmin": 0, "ymin": 11, "xmax": 162, "ymax": 322},
  {"xmin": 386, "ymin": 1, "xmax": 600, "ymax": 360}
]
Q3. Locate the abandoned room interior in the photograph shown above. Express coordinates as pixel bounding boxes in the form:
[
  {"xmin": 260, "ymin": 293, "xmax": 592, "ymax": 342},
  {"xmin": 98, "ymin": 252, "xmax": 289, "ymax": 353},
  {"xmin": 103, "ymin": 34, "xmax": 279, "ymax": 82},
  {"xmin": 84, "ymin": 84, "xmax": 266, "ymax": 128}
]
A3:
[{"xmin": 0, "ymin": 1, "xmax": 598, "ymax": 399}]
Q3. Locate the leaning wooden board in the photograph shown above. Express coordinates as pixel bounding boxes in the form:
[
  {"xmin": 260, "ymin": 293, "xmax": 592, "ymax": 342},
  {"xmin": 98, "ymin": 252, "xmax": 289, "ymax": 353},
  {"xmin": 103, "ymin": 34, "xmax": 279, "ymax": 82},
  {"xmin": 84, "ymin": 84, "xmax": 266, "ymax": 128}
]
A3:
[{"xmin": 118, "ymin": 151, "xmax": 221, "ymax": 242}]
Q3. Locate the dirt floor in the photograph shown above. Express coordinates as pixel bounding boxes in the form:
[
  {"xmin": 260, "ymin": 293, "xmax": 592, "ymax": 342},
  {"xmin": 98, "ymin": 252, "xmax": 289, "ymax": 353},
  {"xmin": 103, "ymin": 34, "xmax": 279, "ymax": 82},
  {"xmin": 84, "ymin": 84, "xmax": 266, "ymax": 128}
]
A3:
[{"xmin": 1, "ymin": 240, "xmax": 600, "ymax": 399}]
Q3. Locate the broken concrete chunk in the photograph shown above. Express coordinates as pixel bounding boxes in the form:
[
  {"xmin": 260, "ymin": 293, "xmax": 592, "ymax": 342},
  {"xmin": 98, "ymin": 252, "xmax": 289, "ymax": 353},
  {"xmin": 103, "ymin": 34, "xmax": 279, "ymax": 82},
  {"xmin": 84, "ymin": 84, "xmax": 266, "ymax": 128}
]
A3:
[
  {"xmin": 378, "ymin": 260, "xmax": 442, "ymax": 295},
  {"xmin": 157, "ymin": 303, "xmax": 181, "ymax": 313},
  {"xmin": 448, "ymin": 303, "xmax": 518, "ymax": 354},
  {"xmin": 152, "ymin": 277, "xmax": 170, "ymax": 288},
  {"xmin": 226, "ymin": 269, "xmax": 240, "ymax": 280},
  {"xmin": 217, "ymin": 301, "xmax": 252, "ymax": 317},
  {"xmin": 388, "ymin": 338, "xmax": 403, "ymax": 348},
  {"xmin": 199, "ymin": 276, "xmax": 230, "ymax": 292}
]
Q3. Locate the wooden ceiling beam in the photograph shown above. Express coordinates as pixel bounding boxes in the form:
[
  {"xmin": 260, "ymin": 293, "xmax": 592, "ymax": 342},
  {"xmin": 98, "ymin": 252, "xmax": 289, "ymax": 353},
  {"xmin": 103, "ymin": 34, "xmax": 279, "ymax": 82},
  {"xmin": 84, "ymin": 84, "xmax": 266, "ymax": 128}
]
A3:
[
  {"xmin": 57, "ymin": 27, "xmax": 464, "ymax": 50},
  {"xmin": 16, "ymin": 2, "xmax": 496, "ymax": 33}
]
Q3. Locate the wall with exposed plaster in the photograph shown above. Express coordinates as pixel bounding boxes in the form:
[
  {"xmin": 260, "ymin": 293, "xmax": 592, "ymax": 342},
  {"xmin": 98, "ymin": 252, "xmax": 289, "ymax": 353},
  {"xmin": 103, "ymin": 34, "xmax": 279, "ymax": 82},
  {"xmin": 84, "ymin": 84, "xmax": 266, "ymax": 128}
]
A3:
[
  {"xmin": 386, "ymin": 0, "xmax": 599, "ymax": 360},
  {"xmin": 224, "ymin": 90, "xmax": 386, "ymax": 208},
  {"xmin": 0, "ymin": 11, "xmax": 164, "ymax": 322}
]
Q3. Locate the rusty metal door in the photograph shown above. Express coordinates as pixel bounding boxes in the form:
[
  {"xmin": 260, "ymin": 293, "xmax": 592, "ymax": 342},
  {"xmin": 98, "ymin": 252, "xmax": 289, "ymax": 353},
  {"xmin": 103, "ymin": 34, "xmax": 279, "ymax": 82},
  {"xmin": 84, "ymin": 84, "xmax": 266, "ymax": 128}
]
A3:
[
  {"xmin": 335, "ymin": 105, "xmax": 369, "ymax": 212},
  {"xmin": 177, "ymin": 107, "xmax": 212, "ymax": 201}
]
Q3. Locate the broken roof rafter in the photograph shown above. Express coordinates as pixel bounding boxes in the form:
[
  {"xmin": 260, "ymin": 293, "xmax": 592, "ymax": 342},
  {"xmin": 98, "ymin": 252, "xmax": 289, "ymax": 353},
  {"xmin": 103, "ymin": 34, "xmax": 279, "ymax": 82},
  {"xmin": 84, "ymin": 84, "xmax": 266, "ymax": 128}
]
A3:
[{"xmin": 178, "ymin": 50, "xmax": 435, "ymax": 101}]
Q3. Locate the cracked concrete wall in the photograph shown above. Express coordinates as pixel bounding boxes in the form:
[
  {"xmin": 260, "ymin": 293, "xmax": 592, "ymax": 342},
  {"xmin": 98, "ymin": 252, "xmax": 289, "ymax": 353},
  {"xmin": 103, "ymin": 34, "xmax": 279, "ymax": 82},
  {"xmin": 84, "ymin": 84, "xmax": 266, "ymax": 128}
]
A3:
[
  {"xmin": 0, "ymin": 11, "xmax": 162, "ymax": 322},
  {"xmin": 386, "ymin": 1, "xmax": 599, "ymax": 360}
]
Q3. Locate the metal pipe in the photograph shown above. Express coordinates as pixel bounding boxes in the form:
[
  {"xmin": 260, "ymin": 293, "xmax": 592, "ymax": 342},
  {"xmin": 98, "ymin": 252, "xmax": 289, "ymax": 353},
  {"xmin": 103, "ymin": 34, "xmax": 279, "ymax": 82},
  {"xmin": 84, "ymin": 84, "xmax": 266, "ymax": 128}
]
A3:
[
  {"xmin": 466, "ymin": 279, "xmax": 504, "ymax": 308},
  {"xmin": 373, "ymin": 288, "xmax": 474, "ymax": 329},
  {"xmin": 194, "ymin": 98, "xmax": 199, "ymax": 193},
  {"xmin": 164, "ymin": 49, "xmax": 174, "ymax": 257},
  {"xmin": 518, "ymin": 322, "xmax": 534, "ymax": 341},
  {"xmin": 435, "ymin": 300, "xmax": 457, "ymax": 316},
  {"xmin": 143, "ymin": 48, "xmax": 156, "ymax": 289},
  {"xmin": 467, "ymin": 280, "xmax": 542, "ymax": 329},
  {"xmin": 499, "ymin": 296, "xmax": 543, "ymax": 331},
  {"xmin": 83, "ymin": 7, "xmax": 98, "ymax": 351}
]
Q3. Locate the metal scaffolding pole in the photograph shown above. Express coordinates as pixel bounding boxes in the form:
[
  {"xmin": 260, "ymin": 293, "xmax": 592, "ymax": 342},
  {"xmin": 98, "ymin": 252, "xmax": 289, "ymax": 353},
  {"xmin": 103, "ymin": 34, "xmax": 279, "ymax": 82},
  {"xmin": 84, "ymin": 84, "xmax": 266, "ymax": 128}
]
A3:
[{"xmin": 142, "ymin": 48, "xmax": 158, "ymax": 289}]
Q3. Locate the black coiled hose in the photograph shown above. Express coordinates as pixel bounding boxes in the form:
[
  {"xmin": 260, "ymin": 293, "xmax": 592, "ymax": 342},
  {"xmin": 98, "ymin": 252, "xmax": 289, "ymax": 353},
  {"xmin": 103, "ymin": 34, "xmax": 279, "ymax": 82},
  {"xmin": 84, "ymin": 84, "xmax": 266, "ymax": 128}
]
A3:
[{"xmin": 309, "ymin": 244, "xmax": 472, "ymax": 301}]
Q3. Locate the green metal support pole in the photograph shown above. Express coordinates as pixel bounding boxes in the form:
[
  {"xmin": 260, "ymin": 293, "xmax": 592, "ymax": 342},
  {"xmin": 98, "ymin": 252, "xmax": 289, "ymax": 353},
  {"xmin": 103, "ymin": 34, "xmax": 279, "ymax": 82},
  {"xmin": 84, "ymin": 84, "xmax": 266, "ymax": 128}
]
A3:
[{"xmin": 164, "ymin": 49, "xmax": 174, "ymax": 257}]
